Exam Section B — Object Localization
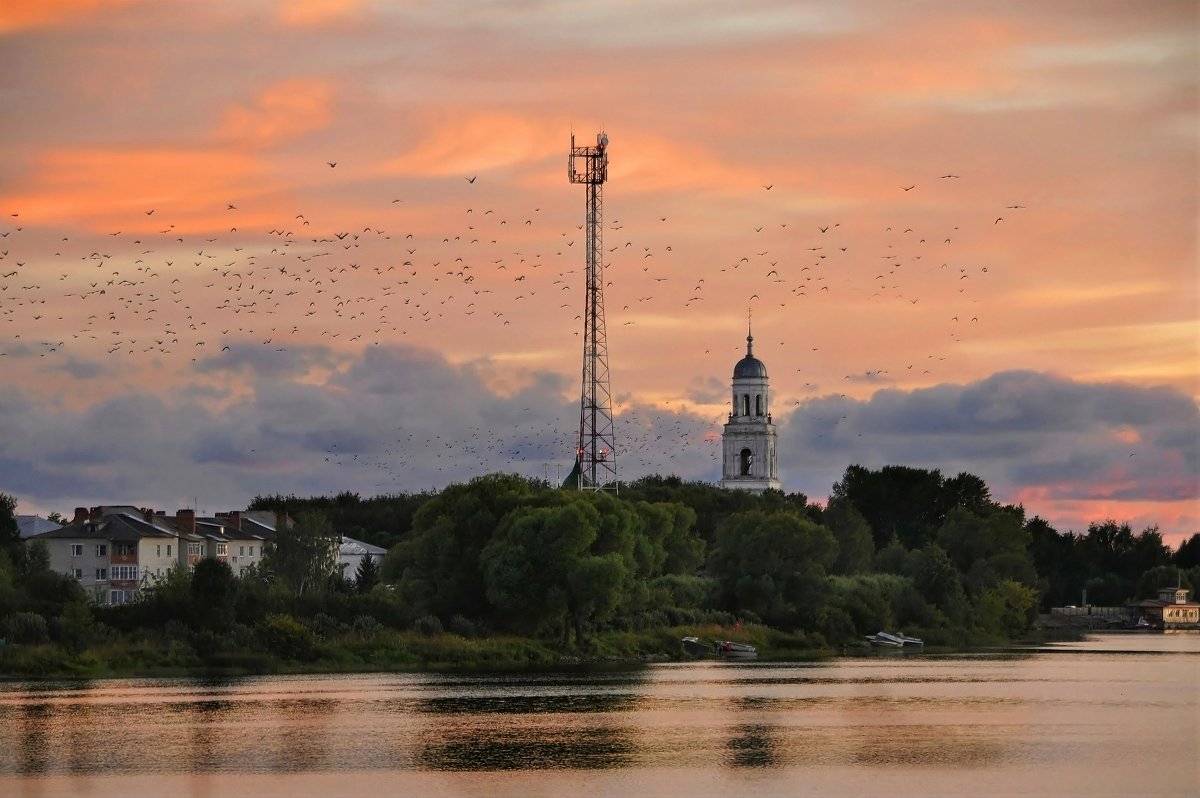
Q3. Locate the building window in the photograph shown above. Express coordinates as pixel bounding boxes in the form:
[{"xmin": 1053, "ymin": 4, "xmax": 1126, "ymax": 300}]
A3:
[
  {"xmin": 71, "ymin": 544, "xmax": 84, "ymax": 557},
  {"xmin": 111, "ymin": 565, "xmax": 138, "ymax": 581},
  {"xmin": 96, "ymin": 544, "xmax": 107, "ymax": 557},
  {"xmin": 740, "ymin": 448, "xmax": 753, "ymax": 476},
  {"xmin": 742, "ymin": 394, "xmax": 750, "ymax": 417},
  {"xmin": 110, "ymin": 590, "xmax": 130, "ymax": 605},
  {"xmin": 114, "ymin": 542, "xmax": 135, "ymax": 557},
  {"xmin": 755, "ymin": 394, "xmax": 762, "ymax": 416},
  {"xmin": 240, "ymin": 545, "xmax": 245, "ymax": 556},
  {"xmin": 187, "ymin": 542, "xmax": 203, "ymax": 557},
  {"xmin": 73, "ymin": 568, "xmax": 84, "ymax": 580},
  {"xmin": 95, "ymin": 568, "xmax": 108, "ymax": 581},
  {"xmin": 215, "ymin": 543, "xmax": 228, "ymax": 556},
  {"xmin": 167, "ymin": 544, "xmax": 172, "ymax": 557},
  {"xmin": 249, "ymin": 546, "xmax": 255, "ymax": 557},
  {"xmin": 156, "ymin": 544, "xmax": 161, "ymax": 557}
]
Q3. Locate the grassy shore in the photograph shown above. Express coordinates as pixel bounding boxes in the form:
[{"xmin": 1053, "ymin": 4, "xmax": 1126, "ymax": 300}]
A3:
[{"xmin": 0, "ymin": 623, "xmax": 849, "ymax": 680}]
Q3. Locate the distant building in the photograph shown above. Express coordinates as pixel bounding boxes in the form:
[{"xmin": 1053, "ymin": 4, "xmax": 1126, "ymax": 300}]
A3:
[
  {"xmin": 31, "ymin": 506, "xmax": 290, "ymax": 604},
  {"xmin": 339, "ymin": 537, "xmax": 387, "ymax": 577},
  {"xmin": 16, "ymin": 514, "xmax": 62, "ymax": 538},
  {"xmin": 35, "ymin": 507, "xmax": 180, "ymax": 605},
  {"xmin": 719, "ymin": 324, "xmax": 780, "ymax": 493},
  {"xmin": 1133, "ymin": 585, "xmax": 1200, "ymax": 630}
]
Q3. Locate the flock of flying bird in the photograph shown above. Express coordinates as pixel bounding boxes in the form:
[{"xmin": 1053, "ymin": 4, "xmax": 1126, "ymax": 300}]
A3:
[{"xmin": 0, "ymin": 163, "xmax": 1024, "ymax": 492}]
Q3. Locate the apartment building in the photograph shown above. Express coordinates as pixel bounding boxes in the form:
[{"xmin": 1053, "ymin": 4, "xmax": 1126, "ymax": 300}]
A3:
[{"xmin": 33, "ymin": 505, "xmax": 284, "ymax": 604}]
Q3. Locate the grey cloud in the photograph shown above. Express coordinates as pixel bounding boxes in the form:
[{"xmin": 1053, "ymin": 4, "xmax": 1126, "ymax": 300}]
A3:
[
  {"xmin": 777, "ymin": 371, "xmax": 1199, "ymax": 510},
  {"xmin": 1, "ymin": 362, "xmax": 1195, "ymax": 539}
]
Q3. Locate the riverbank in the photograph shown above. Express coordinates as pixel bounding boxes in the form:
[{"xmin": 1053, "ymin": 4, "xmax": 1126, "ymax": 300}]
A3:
[{"xmin": 0, "ymin": 623, "xmax": 853, "ymax": 680}]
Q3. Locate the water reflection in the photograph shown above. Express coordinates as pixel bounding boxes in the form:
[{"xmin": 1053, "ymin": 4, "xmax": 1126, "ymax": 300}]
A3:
[
  {"xmin": 413, "ymin": 673, "xmax": 642, "ymax": 770},
  {"xmin": 0, "ymin": 636, "xmax": 1194, "ymax": 798},
  {"xmin": 418, "ymin": 722, "xmax": 635, "ymax": 771},
  {"xmin": 725, "ymin": 723, "xmax": 777, "ymax": 768},
  {"xmin": 17, "ymin": 702, "xmax": 51, "ymax": 775}
]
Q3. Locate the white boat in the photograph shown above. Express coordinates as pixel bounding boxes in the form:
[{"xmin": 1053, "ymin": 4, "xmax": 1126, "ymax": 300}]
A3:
[
  {"xmin": 714, "ymin": 640, "xmax": 757, "ymax": 659},
  {"xmin": 866, "ymin": 631, "xmax": 923, "ymax": 648},
  {"xmin": 682, "ymin": 636, "xmax": 758, "ymax": 659}
]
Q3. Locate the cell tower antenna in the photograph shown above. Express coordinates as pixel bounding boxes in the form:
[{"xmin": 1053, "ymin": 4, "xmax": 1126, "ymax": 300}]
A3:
[{"xmin": 567, "ymin": 131, "xmax": 617, "ymax": 492}]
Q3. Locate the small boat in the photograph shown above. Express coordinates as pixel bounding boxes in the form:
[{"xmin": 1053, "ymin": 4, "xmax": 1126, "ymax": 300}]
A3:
[
  {"xmin": 866, "ymin": 631, "xmax": 923, "ymax": 648},
  {"xmin": 714, "ymin": 640, "xmax": 757, "ymax": 659},
  {"xmin": 681, "ymin": 636, "xmax": 758, "ymax": 659}
]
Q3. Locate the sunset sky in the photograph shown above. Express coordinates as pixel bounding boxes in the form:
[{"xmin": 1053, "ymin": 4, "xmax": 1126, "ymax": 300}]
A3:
[{"xmin": 1, "ymin": 1, "xmax": 1196, "ymax": 545}]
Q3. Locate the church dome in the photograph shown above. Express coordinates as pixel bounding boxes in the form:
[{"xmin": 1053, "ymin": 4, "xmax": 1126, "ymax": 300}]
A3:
[
  {"xmin": 732, "ymin": 332, "xmax": 767, "ymax": 379},
  {"xmin": 734, "ymin": 353, "xmax": 767, "ymax": 379}
]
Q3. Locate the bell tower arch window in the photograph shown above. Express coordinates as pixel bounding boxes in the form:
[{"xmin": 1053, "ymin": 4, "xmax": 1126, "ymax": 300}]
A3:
[
  {"xmin": 740, "ymin": 448, "xmax": 753, "ymax": 476},
  {"xmin": 742, "ymin": 394, "xmax": 750, "ymax": 417},
  {"xmin": 755, "ymin": 394, "xmax": 762, "ymax": 416}
]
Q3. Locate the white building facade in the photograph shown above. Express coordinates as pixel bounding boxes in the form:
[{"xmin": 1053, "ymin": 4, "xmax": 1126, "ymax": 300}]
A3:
[{"xmin": 719, "ymin": 327, "xmax": 780, "ymax": 493}]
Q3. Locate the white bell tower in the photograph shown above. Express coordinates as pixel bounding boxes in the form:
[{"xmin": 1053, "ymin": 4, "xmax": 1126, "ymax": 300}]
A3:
[{"xmin": 719, "ymin": 321, "xmax": 780, "ymax": 493}]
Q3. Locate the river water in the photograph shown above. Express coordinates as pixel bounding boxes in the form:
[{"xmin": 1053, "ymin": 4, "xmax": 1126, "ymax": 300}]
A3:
[{"xmin": 0, "ymin": 633, "xmax": 1195, "ymax": 798}]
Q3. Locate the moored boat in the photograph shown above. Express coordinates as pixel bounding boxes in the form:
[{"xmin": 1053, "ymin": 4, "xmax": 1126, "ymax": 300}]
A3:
[
  {"xmin": 866, "ymin": 631, "xmax": 923, "ymax": 648},
  {"xmin": 714, "ymin": 640, "xmax": 757, "ymax": 659},
  {"xmin": 682, "ymin": 636, "xmax": 758, "ymax": 659}
]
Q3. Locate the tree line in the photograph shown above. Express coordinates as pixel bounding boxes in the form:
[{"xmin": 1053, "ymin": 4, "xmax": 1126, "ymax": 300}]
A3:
[{"xmin": 1, "ymin": 466, "xmax": 1197, "ymax": 675}]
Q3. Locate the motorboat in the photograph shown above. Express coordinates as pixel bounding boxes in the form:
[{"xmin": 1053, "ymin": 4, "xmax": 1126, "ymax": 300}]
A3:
[
  {"xmin": 682, "ymin": 636, "xmax": 758, "ymax": 659},
  {"xmin": 714, "ymin": 639, "xmax": 757, "ymax": 659},
  {"xmin": 866, "ymin": 631, "xmax": 923, "ymax": 648}
]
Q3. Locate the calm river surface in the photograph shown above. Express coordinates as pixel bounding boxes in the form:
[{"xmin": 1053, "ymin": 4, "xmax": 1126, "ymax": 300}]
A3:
[{"xmin": 1, "ymin": 633, "xmax": 1196, "ymax": 798}]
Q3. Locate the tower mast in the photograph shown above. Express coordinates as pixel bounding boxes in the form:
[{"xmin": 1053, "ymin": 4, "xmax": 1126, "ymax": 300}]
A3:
[{"xmin": 567, "ymin": 131, "xmax": 617, "ymax": 491}]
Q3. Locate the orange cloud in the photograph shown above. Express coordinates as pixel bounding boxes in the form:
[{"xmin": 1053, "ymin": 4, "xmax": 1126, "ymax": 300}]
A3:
[
  {"xmin": 385, "ymin": 112, "xmax": 561, "ymax": 178},
  {"xmin": 218, "ymin": 79, "xmax": 336, "ymax": 148},
  {"xmin": 276, "ymin": 0, "xmax": 366, "ymax": 28},
  {"xmin": 0, "ymin": 0, "xmax": 143, "ymax": 34},
  {"xmin": 4, "ymin": 147, "xmax": 265, "ymax": 233},
  {"xmin": 1011, "ymin": 486, "xmax": 1198, "ymax": 550}
]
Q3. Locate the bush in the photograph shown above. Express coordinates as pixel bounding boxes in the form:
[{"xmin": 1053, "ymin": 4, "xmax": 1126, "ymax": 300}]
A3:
[
  {"xmin": 6, "ymin": 611, "xmax": 49, "ymax": 644},
  {"xmin": 352, "ymin": 615, "xmax": 381, "ymax": 637},
  {"xmin": 258, "ymin": 614, "xmax": 317, "ymax": 661},
  {"xmin": 413, "ymin": 614, "xmax": 443, "ymax": 636},
  {"xmin": 448, "ymin": 614, "xmax": 478, "ymax": 638},
  {"xmin": 309, "ymin": 613, "xmax": 345, "ymax": 640}
]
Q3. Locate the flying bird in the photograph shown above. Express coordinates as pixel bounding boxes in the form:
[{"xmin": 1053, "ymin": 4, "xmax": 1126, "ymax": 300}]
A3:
[{"xmin": 466, "ymin": 176, "xmax": 477, "ymax": 183}]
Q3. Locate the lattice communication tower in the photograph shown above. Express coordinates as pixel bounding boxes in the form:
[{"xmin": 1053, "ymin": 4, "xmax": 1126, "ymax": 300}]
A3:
[{"xmin": 567, "ymin": 132, "xmax": 617, "ymax": 491}]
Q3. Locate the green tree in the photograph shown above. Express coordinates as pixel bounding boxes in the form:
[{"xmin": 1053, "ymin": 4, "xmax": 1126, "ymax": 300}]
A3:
[
  {"xmin": 393, "ymin": 474, "xmax": 543, "ymax": 621},
  {"xmin": 910, "ymin": 544, "xmax": 966, "ymax": 622},
  {"xmin": 632, "ymin": 500, "xmax": 703, "ymax": 577},
  {"xmin": 0, "ymin": 493, "xmax": 20, "ymax": 563},
  {"xmin": 1135, "ymin": 566, "xmax": 1190, "ymax": 600},
  {"xmin": 831, "ymin": 465, "xmax": 950, "ymax": 551},
  {"xmin": 481, "ymin": 496, "xmax": 629, "ymax": 646},
  {"xmin": 45, "ymin": 511, "xmax": 67, "ymax": 526},
  {"xmin": 190, "ymin": 558, "xmax": 237, "ymax": 631},
  {"xmin": 1027, "ymin": 516, "xmax": 1085, "ymax": 609},
  {"xmin": 707, "ymin": 509, "xmax": 837, "ymax": 628},
  {"xmin": 824, "ymin": 498, "xmax": 874, "ymax": 575},
  {"xmin": 14, "ymin": 539, "xmax": 51, "ymax": 582},
  {"xmin": 1174, "ymin": 534, "xmax": 1200, "ymax": 569},
  {"xmin": 267, "ymin": 511, "xmax": 340, "ymax": 596},
  {"xmin": 975, "ymin": 579, "xmax": 1037, "ymax": 638},
  {"xmin": 354, "ymin": 555, "xmax": 380, "ymax": 593}
]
